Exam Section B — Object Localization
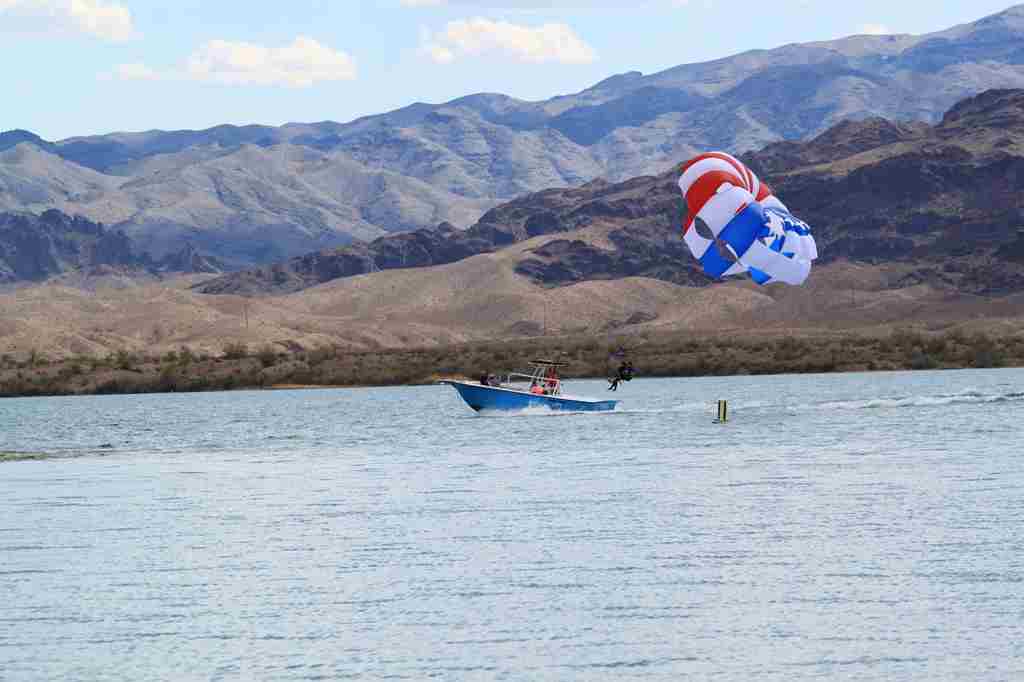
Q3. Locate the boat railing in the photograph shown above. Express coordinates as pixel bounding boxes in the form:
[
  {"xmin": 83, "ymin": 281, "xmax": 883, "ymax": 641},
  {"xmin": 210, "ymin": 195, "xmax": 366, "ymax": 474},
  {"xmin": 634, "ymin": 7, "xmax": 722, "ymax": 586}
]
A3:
[{"xmin": 490, "ymin": 371, "xmax": 561, "ymax": 395}]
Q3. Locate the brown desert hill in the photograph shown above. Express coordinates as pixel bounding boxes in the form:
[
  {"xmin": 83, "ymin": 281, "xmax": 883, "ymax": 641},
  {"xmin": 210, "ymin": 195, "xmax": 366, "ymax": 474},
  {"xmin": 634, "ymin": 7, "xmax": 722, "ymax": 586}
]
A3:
[
  {"xmin": 199, "ymin": 88, "xmax": 1024, "ymax": 299},
  {"xmin": 0, "ymin": 229, "xmax": 768, "ymax": 359},
  {"xmin": 6, "ymin": 5, "xmax": 1024, "ymax": 266},
  {"xmin": 4, "ymin": 224, "xmax": 1023, "ymax": 362}
]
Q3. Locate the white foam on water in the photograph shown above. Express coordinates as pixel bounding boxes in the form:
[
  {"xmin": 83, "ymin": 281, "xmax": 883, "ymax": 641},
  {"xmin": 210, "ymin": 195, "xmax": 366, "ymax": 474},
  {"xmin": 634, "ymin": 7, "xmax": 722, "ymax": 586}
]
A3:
[
  {"xmin": 605, "ymin": 389, "xmax": 1024, "ymax": 417},
  {"xmin": 477, "ymin": 404, "xmax": 618, "ymax": 418},
  {"xmin": 810, "ymin": 389, "xmax": 1024, "ymax": 412}
]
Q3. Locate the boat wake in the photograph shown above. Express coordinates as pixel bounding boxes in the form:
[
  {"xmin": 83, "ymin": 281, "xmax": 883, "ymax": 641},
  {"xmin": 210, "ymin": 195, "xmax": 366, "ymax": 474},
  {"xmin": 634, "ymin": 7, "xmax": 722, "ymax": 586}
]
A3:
[
  {"xmin": 601, "ymin": 389, "xmax": 1024, "ymax": 418},
  {"xmin": 811, "ymin": 389, "xmax": 1024, "ymax": 412},
  {"xmin": 477, "ymin": 404, "xmax": 621, "ymax": 418}
]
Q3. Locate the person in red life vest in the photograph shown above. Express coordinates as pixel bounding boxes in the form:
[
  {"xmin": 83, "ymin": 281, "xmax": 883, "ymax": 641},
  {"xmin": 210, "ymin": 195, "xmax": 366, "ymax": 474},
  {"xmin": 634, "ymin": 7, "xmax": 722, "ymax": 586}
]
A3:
[{"xmin": 544, "ymin": 366, "xmax": 559, "ymax": 394}]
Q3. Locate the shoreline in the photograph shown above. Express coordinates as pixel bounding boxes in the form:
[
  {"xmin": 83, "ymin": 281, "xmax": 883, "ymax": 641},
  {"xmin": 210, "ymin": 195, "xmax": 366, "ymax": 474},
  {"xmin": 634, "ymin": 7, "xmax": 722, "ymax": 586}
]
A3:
[
  {"xmin": 1, "ymin": 326, "xmax": 1020, "ymax": 399},
  {"xmin": 1, "ymin": 363, "xmax": 1017, "ymax": 401}
]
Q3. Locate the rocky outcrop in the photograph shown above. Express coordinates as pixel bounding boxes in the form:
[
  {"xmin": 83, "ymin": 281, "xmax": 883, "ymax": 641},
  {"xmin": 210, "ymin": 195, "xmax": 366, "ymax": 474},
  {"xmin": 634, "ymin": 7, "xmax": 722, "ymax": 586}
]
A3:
[
  {"xmin": 0, "ymin": 210, "xmax": 135, "ymax": 282},
  {"xmin": 751, "ymin": 118, "xmax": 931, "ymax": 175},
  {"xmin": 0, "ymin": 209, "xmax": 234, "ymax": 283},
  {"xmin": 161, "ymin": 242, "xmax": 225, "ymax": 275}
]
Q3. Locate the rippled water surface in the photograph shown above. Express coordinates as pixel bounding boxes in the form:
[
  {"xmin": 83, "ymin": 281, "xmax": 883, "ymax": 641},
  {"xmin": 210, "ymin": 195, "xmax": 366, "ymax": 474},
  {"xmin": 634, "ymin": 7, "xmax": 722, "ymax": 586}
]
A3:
[{"xmin": 2, "ymin": 369, "xmax": 1023, "ymax": 680}]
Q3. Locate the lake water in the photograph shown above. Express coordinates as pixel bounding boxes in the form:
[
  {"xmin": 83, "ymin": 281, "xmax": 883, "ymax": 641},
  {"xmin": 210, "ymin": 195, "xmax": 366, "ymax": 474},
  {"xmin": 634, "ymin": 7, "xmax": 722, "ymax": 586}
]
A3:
[{"xmin": 2, "ymin": 369, "xmax": 1023, "ymax": 680}]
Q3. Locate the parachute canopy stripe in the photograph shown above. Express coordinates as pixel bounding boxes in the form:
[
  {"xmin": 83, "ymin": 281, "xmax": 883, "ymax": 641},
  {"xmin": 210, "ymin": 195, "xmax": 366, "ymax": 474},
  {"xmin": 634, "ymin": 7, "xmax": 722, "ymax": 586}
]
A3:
[
  {"xmin": 740, "ymin": 239, "xmax": 811, "ymax": 285},
  {"xmin": 718, "ymin": 202, "xmax": 765, "ymax": 257},
  {"xmin": 680, "ymin": 151, "xmax": 770, "ymax": 198},
  {"xmin": 694, "ymin": 184, "xmax": 754, "ymax": 237},
  {"xmin": 680, "ymin": 155, "xmax": 745, "ymax": 194},
  {"xmin": 682, "ymin": 171, "xmax": 743, "ymax": 230},
  {"xmin": 684, "ymin": 221, "xmax": 737, "ymax": 278},
  {"xmin": 679, "ymin": 152, "xmax": 775, "ymax": 231},
  {"xmin": 749, "ymin": 267, "xmax": 773, "ymax": 285},
  {"xmin": 677, "ymin": 150, "xmax": 817, "ymax": 286},
  {"xmin": 698, "ymin": 240, "xmax": 737, "ymax": 278}
]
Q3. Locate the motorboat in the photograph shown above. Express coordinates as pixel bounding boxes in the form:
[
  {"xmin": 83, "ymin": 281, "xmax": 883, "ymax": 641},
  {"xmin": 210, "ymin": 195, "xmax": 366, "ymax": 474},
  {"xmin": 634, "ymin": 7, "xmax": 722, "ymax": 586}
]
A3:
[{"xmin": 440, "ymin": 360, "xmax": 619, "ymax": 413}]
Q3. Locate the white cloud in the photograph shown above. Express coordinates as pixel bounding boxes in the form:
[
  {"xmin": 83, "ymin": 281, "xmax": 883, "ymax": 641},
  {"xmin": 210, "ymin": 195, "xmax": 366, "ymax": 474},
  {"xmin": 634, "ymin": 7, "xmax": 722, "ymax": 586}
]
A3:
[
  {"xmin": 110, "ymin": 62, "xmax": 160, "ymax": 81},
  {"xmin": 858, "ymin": 23, "xmax": 891, "ymax": 35},
  {"xmin": 423, "ymin": 17, "xmax": 596, "ymax": 65},
  {"xmin": 0, "ymin": 0, "xmax": 136, "ymax": 41},
  {"xmin": 115, "ymin": 37, "xmax": 357, "ymax": 88}
]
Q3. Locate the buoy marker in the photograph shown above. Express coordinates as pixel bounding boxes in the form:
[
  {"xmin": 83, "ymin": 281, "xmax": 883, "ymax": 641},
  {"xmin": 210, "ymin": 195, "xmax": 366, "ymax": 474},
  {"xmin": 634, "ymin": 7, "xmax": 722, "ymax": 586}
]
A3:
[{"xmin": 714, "ymin": 399, "xmax": 728, "ymax": 423}]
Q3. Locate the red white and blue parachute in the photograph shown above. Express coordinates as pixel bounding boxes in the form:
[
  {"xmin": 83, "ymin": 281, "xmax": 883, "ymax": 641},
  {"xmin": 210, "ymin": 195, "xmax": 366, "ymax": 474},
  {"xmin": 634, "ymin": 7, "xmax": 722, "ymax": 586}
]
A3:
[{"xmin": 678, "ymin": 152, "xmax": 817, "ymax": 285}]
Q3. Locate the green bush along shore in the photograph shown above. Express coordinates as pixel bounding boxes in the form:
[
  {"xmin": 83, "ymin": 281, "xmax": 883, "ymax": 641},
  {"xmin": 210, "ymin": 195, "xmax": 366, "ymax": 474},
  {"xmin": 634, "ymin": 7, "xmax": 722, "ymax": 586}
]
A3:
[{"xmin": 1, "ymin": 327, "xmax": 1022, "ymax": 398}]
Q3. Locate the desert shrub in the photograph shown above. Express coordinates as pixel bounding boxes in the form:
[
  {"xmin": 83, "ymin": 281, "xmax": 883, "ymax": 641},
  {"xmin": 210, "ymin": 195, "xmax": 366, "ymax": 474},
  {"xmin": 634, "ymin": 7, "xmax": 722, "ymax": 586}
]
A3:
[
  {"xmin": 774, "ymin": 336, "xmax": 806, "ymax": 362},
  {"xmin": 114, "ymin": 349, "xmax": 138, "ymax": 371},
  {"xmin": 257, "ymin": 345, "xmax": 278, "ymax": 368},
  {"xmin": 280, "ymin": 362, "xmax": 314, "ymax": 385},
  {"xmin": 307, "ymin": 345, "xmax": 338, "ymax": 365},
  {"xmin": 239, "ymin": 367, "xmax": 264, "ymax": 387},
  {"xmin": 187, "ymin": 376, "xmax": 210, "ymax": 392},
  {"xmin": 909, "ymin": 350, "xmax": 938, "ymax": 370},
  {"xmin": 875, "ymin": 336, "xmax": 895, "ymax": 354},
  {"xmin": 923, "ymin": 336, "xmax": 948, "ymax": 357},
  {"xmin": 95, "ymin": 379, "xmax": 126, "ymax": 394},
  {"xmin": 944, "ymin": 328, "xmax": 969, "ymax": 345},
  {"xmin": 177, "ymin": 346, "xmax": 196, "ymax": 365},
  {"xmin": 155, "ymin": 364, "xmax": 179, "ymax": 392},
  {"xmin": 969, "ymin": 334, "xmax": 1005, "ymax": 368},
  {"xmin": 972, "ymin": 348, "xmax": 1003, "ymax": 368},
  {"xmin": 891, "ymin": 327, "xmax": 925, "ymax": 349}
]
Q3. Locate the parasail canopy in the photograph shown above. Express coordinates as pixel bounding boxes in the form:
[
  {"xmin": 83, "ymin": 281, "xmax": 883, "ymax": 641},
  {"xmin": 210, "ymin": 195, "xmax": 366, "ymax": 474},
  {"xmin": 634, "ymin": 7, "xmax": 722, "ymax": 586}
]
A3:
[{"xmin": 678, "ymin": 152, "xmax": 817, "ymax": 285}]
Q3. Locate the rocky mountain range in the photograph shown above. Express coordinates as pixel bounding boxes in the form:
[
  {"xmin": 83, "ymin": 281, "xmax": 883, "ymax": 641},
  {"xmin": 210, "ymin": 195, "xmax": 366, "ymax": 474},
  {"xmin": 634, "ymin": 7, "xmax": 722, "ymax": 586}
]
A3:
[
  {"xmin": 0, "ymin": 209, "xmax": 222, "ymax": 284},
  {"xmin": 4, "ymin": 5, "xmax": 1024, "ymax": 267},
  {"xmin": 196, "ymin": 88, "xmax": 1024, "ymax": 299}
]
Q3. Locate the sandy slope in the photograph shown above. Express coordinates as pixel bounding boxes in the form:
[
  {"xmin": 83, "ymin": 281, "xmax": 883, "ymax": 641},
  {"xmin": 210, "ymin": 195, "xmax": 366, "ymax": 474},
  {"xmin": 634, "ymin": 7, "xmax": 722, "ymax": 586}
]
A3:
[
  {"xmin": 4, "ymin": 218, "xmax": 1023, "ymax": 361},
  {"xmin": 0, "ymin": 226, "xmax": 754, "ymax": 358}
]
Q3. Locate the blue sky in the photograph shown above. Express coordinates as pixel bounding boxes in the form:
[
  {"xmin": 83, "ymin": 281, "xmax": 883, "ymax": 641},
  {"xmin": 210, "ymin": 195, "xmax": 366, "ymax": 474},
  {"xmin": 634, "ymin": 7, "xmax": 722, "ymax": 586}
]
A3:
[{"xmin": 2, "ymin": 0, "xmax": 1018, "ymax": 140}]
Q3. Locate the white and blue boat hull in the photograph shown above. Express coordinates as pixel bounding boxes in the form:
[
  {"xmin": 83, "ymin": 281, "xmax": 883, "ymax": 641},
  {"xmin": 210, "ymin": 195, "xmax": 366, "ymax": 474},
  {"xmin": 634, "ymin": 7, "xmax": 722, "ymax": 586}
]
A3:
[{"xmin": 441, "ymin": 380, "xmax": 618, "ymax": 413}]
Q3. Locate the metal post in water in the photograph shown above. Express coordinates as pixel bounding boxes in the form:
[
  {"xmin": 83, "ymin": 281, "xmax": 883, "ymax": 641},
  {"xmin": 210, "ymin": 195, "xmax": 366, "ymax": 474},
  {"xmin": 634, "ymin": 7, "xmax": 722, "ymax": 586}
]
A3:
[{"xmin": 714, "ymin": 400, "xmax": 728, "ymax": 423}]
